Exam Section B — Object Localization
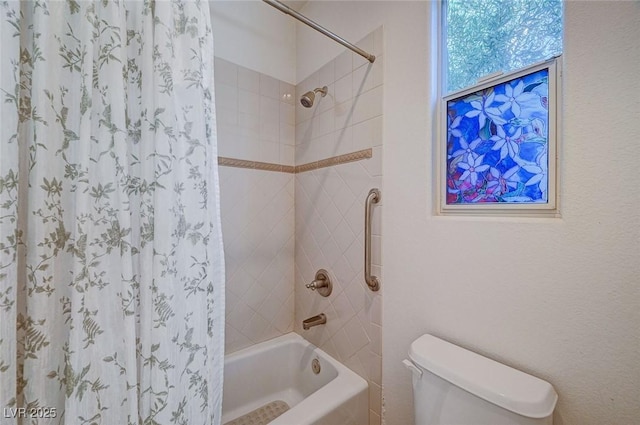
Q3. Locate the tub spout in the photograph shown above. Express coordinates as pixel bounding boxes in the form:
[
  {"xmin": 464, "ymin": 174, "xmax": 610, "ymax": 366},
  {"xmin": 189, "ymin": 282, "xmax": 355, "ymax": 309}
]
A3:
[{"xmin": 302, "ymin": 313, "xmax": 326, "ymax": 330}]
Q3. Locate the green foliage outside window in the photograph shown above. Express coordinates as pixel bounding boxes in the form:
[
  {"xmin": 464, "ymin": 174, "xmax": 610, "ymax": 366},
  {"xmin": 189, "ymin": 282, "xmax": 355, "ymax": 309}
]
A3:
[{"xmin": 444, "ymin": 0, "xmax": 563, "ymax": 93}]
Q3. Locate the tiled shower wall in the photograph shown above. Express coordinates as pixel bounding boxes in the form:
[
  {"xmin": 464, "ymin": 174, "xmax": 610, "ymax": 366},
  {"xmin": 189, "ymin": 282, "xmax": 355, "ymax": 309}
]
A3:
[
  {"xmin": 215, "ymin": 58, "xmax": 296, "ymax": 354},
  {"xmin": 294, "ymin": 28, "xmax": 384, "ymax": 425},
  {"xmin": 215, "ymin": 26, "xmax": 384, "ymax": 425}
]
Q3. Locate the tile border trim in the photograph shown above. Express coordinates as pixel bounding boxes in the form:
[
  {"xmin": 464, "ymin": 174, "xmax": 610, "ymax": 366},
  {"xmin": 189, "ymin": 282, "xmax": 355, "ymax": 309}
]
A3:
[
  {"xmin": 218, "ymin": 148, "xmax": 373, "ymax": 174},
  {"xmin": 218, "ymin": 157, "xmax": 295, "ymax": 173}
]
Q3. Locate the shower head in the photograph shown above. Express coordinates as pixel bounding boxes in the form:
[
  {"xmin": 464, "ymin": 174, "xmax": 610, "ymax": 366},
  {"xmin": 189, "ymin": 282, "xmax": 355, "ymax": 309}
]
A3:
[{"xmin": 300, "ymin": 86, "xmax": 328, "ymax": 108}]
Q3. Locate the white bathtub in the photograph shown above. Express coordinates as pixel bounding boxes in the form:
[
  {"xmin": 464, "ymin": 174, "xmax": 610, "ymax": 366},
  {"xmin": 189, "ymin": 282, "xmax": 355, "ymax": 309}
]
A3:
[{"xmin": 222, "ymin": 332, "xmax": 369, "ymax": 425}]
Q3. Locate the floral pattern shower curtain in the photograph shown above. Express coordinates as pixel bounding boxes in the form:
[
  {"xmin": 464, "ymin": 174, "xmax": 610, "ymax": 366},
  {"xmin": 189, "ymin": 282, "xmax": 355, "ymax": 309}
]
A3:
[{"xmin": 0, "ymin": 1, "xmax": 225, "ymax": 424}]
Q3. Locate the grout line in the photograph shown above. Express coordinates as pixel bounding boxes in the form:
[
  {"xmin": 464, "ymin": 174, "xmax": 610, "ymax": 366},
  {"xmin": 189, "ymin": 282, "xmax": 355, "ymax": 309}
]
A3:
[{"xmin": 218, "ymin": 148, "xmax": 373, "ymax": 174}]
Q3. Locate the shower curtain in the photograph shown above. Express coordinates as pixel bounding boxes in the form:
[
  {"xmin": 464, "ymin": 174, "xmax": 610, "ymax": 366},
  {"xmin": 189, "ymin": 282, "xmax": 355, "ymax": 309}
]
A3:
[{"xmin": 0, "ymin": 1, "xmax": 225, "ymax": 424}]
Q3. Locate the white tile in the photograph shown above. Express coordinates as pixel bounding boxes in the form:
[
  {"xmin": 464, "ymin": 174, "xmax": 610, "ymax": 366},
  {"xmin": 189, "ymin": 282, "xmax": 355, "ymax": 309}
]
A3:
[
  {"xmin": 242, "ymin": 312, "xmax": 270, "ymax": 342},
  {"xmin": 320, "ymin": 168, "xmax": 344, "ymax": 198},
  {"xmin": 260, "ymin": 73, "xmax": 280, "ymax": 99},
  {"xmin": 334, "ymin": 73, "xmax": 353, "ymax": 105},
  {"xmin": 227, "ymin": 267, "xmax": 254, "ymax": 299},
  {"xmin": 354, "ymin": 57, "xmax": 383, "ymax": 96},
  {"xmin": 369, "ymin": 294, "xmax": 382, "ymax": 326},
  {"xmin": 235, "ymin": 136, "xmax": 256, "ymax": 160},
  {"xmin": 343, "ymin": 353, "xmax": 367, "ymax": 378},
  {"xmin": 352, "ymin": 117, "xmax": 374, "ymax": 151},
  {"xmin": 225, "ymin": 289, "xmax": 240, "ymax": 314},
  {"xmin": 333, "ymin": 99, "xmax": 354, "ymax": 131},
  {"xmin": 344, "ymin": 239, "xmax": 364, "ymax": 272},
  {"xmin": 216, "ymin": 124, "xmax": 237, "ymax": 157},
  {"xmin": 217, "ymin": 106, "xmax": 238, "ymax": 127},
  {"xmin": 279, "ymin": 122, "xmax": 295, "ymax": 146},
  {"xmin": 220, "ymin": 31, "xmax": 385, "ymax": 362},
  {"xmin": 280, "ymin": 144, "xmax": 295, "ymax": 166},
  {"xmin": 280, "ymin": 81, "xmax": 295, "ymax": 104},
  {"xmin": 318, "ymin": 60, "xmax": 335, "ymax": 85},
  {"xmin": 335, "ymin": 49, "xmax": 353, "ymax": 81},
  {"xmin": 273, "ymin": 296, "xmax": 294, "ymax": 333},
  {"xmin": 369, "ymin": 382, "xmax": 382, "ymax": 416},
  {"xmin": 238, "ymin": 89, "xmax": 260, "ymax": 115},
  {"xmin": 261, "ymin": 325, "xmax": 283, "ymax": 343},
  {"xmin": 344, "ymin": 277, "xmax": 366, "ymax": 312},
  {"xmin": 370, "ymin": 323, "xmax": 382, "ymax": 356},
  {"xmin": 332, "ymin": 329, "xmax": 357, "ymax": 361},
  {"xmin": 330, "ymin": 254, "xmax": 357, "ymax": 289},
  {"xmin": 309, "ymin": 215, "xmax": 331, "ymax": 249},
  {"xmin": 362, "ymin": 146, "xmax": 382, "ymax": 177},
  {"xmin": 295, "ymin": 119, "xmax": 312, "ymax": 145},
  {"xmin": 263, "ymin": 141, "xmax": 282, "ymax": 164},
  {"xmin": 332, "ymin": 292, "xmax": 356, "ymax": 326},
  {"xmin": 260, "ymin": 96, "xmax": 280, "ymax": 124},
  {"xmin": 243, "ymin": 282, "xmax": 270, "ymax": 310},
  {"xmin": 260, "ymin": 120, "xmax": 280, "ymax": 144},
  {"xmin": 280, "ymin": 102, "xmax": 295, "ymax": 126},
  {"xmin": 369, "ymin": 410, "xmax": 381, "ymax": 425},
  {"xmin": 215, "ymin": 83, "xmax": 238, "ymax": 110},
  {"xmin": 238, "ymin": 112, "xmax": 260, "ymax": 132},
  {"xmin": 334, "ymin": 125, "xmax": 354, "ymax": 156},
  {"xmin": 340, "ymin": 165, "xmax": 373, "ymax": 207},
  {"xmin": 344, "ymin": 316, "xmax": 370, "ymax": 352},
  {"xmin": 315, "ymin": 132, "xmax": 337, "ymax": 160},
  {"xmin": 238, "ymin": 66, "xmax": 260, "ymax": 93},
  {"xmin": 331, "ymin": 176, "xmax": 356, "ymax": 216},
  {"xmin": 225, "ymin": 325, "xmax": 253, "ymax": 354},
  {"xmin": 369, "ymin": 353, "xmax": 382, "ymax": 385},
  {"xmin": 214, "ymin": 57, "xmax": 237, "ymax": 86},
  {"xmin": 318, "ymin": 109, "xmax": 335, "ymax": 137},
  {"xmin": 332, "ymin": 219, "xmax": 356, "ymax": 253},
  {"xmin": 344, "ymin": 199, "xmax": 364, "ymax": 242},
  {"xmin": 227, "ymin": 302, "xmax": 254, "ymax": 332},
  {"xmin": 260, "ymin": 292, "xmax": 285, "ymax": 323},
  {"xmin": 317, "ymin": 199, "xmax": 342, "ymax": 234},
  {"xmin": 371, "ymin": 235, "xmax": 382, "ymax": 266},
  {"xmin": 320, "ymin": 334, "xmax": 341, "ymax": 361},
  {"xmin": 352, "ymin": 85, "xmax": 383, "ymax": 125},
  {"xmin": 370, "ymin": 115, "xmax": 384, "ymax": 148}
]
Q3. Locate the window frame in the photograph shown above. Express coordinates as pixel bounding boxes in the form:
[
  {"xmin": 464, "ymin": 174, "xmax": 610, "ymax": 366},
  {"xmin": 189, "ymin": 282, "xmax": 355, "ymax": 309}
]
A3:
[{"xmin": 437, "ymin": 57, "xmax": 561, "ymax": 217}]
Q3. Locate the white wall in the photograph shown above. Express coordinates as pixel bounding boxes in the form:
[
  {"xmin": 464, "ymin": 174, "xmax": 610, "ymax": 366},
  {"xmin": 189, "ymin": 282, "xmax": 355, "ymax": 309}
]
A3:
[
  {"xmin": 296, "ymin": 1, "xmax": 640, "ymax": 424},
  {"xmin": 210, "ymin": 0, "xmax": 296, "ymax": 84}
]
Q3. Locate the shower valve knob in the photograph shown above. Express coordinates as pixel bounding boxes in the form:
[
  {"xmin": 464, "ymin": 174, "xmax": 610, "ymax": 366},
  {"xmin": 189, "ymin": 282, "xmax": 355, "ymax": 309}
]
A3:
[
  {"xmin": 306, "ymin": 269, "xmax": 332, "ymax": 297},
  {"xmin": 306, "ymin": 279, "xmax": 327, "ymax": 290}
]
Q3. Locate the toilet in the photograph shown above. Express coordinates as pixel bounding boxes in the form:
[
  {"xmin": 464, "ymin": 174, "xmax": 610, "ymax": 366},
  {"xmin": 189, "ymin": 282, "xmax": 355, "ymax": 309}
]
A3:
[{"xmin": 404, "ymin": 334, "xmax": 558, "ymax": 425}]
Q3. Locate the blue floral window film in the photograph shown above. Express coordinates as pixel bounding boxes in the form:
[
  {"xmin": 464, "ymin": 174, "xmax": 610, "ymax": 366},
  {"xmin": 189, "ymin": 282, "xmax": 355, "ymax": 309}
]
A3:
[{"xmin": 446, "ymin": 68, "xmax": 549, "ymax": 205}]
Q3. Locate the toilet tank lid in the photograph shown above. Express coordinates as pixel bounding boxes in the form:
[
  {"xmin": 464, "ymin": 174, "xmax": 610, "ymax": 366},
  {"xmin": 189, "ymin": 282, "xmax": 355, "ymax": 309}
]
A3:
[{"xmin": 408, "ymin": 334, "xmax": 558, "ymax": 419}]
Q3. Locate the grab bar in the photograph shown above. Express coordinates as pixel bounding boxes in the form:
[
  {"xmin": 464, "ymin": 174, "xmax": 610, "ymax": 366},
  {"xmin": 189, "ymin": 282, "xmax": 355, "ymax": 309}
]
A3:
[{"xmin": 364, "ymin": 188, "xmax": 380, "ymax": 291}]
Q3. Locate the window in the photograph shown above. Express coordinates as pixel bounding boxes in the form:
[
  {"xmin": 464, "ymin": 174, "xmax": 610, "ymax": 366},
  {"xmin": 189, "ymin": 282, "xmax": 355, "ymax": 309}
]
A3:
[
  {"xmin": 443, "ymin": 0, "xmax": 563, "ymax": 93},
  {"xmin": 439, "ymin": 0, "xmax": 562, "ymax": 216}
]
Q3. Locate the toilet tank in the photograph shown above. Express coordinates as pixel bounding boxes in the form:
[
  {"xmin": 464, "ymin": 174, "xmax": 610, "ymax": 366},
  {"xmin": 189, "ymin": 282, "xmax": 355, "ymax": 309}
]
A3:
[{"xmin": 405, "ymin": 334, "xmax": 557, "ymax": 425}]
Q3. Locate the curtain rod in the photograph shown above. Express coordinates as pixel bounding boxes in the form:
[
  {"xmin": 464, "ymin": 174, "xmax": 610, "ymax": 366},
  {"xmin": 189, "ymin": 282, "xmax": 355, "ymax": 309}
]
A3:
[{"xmin": 262, "ymin": 0, "xmax": 376, "ymax": 63}]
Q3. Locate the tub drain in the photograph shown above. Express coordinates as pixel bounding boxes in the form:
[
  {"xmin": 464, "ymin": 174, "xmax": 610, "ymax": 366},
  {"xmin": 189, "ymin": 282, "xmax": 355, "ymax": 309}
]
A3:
[{"xmin": 312, "ymin": 358, "xmax": 321, "ymax": 374}]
